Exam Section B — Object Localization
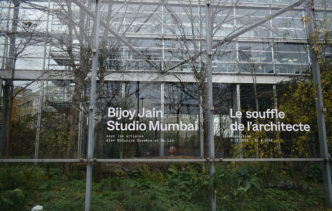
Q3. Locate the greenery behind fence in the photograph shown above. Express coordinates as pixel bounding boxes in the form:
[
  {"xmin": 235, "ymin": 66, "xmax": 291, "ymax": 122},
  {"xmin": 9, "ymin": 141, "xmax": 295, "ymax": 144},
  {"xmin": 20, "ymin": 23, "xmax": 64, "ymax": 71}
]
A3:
[{"xmin": 0, "ymin": 163, "xmax": 326, "ymax": 211}]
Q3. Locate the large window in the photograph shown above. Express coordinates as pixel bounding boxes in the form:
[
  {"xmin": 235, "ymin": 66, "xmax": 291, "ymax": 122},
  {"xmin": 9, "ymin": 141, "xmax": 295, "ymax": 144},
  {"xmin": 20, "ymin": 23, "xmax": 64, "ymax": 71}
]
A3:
[
  {"xmin": 239, "ymin": 42, "xmax": 273, "ymax": 73},
  {"xmin": 164, "ymin": 83, "xmax": 200, "ymax": 156},
  {"xmin": 274, "ymin": 43, "xmax": 309, "ymax": 74}
]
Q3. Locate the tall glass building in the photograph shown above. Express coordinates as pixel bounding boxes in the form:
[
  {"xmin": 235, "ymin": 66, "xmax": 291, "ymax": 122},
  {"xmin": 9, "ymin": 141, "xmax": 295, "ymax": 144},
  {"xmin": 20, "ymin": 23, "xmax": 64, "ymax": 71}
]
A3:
[{"xmin": 0, "ymin": 0, "xmax": 331, "ymax": 159}]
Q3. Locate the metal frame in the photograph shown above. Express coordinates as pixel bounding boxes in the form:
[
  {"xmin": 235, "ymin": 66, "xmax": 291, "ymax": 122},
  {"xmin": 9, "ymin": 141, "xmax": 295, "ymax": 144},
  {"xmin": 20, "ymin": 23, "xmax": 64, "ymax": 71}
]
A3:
[
  {"xmin": 1, "ymin": 0, "xmax": 331, "ymax": 210},
  {"xmin": 84, "ymin": 1, "xmax": 100, "ymax": 210},
  {"xmin": 0, "ymin": 158, "xmax": 327, "ymax": 163},
  {"xmin": 305, "ymin": 0, "xmax": 332, "ymax": 206}
]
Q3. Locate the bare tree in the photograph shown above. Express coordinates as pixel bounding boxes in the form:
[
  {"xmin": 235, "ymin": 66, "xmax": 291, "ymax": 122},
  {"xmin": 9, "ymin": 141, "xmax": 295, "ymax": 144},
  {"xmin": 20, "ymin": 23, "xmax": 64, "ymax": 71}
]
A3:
[
  {"xmin": 0, "ymin": 0, "xmax": 43, "ymax": 156},
  {"xmin": 36, "ymin": 0, "xmax": 154, "ymax": 160},
  {"xmin": 161, "ymin": 0, "xmax": 240, "ymax": 155}
]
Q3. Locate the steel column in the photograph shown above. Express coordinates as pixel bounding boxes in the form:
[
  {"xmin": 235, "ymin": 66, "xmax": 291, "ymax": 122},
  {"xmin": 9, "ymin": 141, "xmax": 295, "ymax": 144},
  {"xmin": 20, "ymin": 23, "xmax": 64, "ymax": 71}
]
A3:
[
  {"xmin": 85, "ymin": 1, "xmax": 100, "ymax": 210},
  {"xmin": 160, "ymin": 83, "xmax": 165, "ymax": 156},
  {"xmin": 34, "ymin": 0, "xmax": 51, "ymax": 166},
  {"xmin": 305, "ymin": 0, "xmax": 332, "ymax": 207},
  {"xmin": 206, "ymin": 1, "xmax": 216, "ymax": 210}
]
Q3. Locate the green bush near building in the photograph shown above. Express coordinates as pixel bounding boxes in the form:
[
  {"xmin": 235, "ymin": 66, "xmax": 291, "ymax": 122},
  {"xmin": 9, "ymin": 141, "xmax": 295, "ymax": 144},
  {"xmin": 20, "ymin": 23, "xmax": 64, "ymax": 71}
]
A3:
[{"xmin": 0, "ymin": 163, "xmax": 327, "ymax": 211}]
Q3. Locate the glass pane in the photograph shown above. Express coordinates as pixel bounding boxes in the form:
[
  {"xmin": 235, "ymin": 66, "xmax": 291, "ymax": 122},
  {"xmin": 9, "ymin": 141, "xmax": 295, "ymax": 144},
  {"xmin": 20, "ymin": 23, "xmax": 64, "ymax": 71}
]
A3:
[{"xmin": 164, "ymin": 83, "xmax": 200, "ymax": 156}]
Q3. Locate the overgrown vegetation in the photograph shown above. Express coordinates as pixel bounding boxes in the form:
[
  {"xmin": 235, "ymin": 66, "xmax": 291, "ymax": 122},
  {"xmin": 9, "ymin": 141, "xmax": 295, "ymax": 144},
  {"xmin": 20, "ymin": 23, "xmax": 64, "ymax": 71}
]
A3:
[{"xmin": 0, "ymin": 163, "xmax": 326, "ymax": 210}]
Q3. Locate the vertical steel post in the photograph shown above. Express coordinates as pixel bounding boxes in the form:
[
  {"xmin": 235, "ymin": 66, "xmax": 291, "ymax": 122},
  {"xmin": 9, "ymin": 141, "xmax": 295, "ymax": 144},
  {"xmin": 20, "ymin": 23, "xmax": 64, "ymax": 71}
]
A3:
[
  {"xmin": 236, "ymin": 84, "xmax": 242, "ymax": 158},
  {"xmin": 160, "ymin": 83, "xmax": 165, "ymax": 156},
  {"xmin": 0, "ymin": 2, "xmax": 12, "ymax": 102},
  {"xmin": 305, "ymin": 0, "xmax": 332, "ymax": 207},
  {"xmin": 160, "ymin": 3, "xmax": 165, "ymax": 156},
  {"xmin": 120, "ymin": 83, "xmax": 125, "ymax": 159},
  {"xmin": 85, "ymin": 1, "xmax": 100, "ymax": 210},
  {"xmin": 34, "ymin": 0, "xmax": 51, "ymax": 166},
  {"xmin": 3, "ymin": 0, "xmax": 19, "ymax": 157},
  {"xmin": 34, "ymin": 82, "xmax": 43, "ymax": 166},
  {"xmin": 200, "ymin": 99, "xmax": 204, "ymax": 158},
  {"xmin": 0, "ymin": 1, "xmax": 12, "ymax": 157},
  {"xmin": 206, "ymin": 1, "xmax": 216, "ymax": 210},
  {"xmin": 78, "ymin": 92, "xmax": 84, "ymax": 158}
]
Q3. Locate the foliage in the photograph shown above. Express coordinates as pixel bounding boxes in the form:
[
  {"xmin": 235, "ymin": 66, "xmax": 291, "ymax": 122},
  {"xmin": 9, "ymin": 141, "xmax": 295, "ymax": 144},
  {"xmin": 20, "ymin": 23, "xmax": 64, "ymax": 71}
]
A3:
[
  {"xmin": 39, "ymin": 111, "xmax": 68, "ymax": 158},
  {"xmin": 8, "ymin": 115, "xmax": 36, "ymax": 157},
  {"xmin": 214, "ymin": 163, "xmax": 325, "ymax": 210},
  {"xmin": 0, "ymin": 163, "xmax": 327, "ymax": 211},
  {"xmin": 238, "ymin": 58, "xmax": 332, "ymax": 158},
  {"xmin": 276, "ymin": 58, "xmax": 332, "ymax": 157},
  {"xmin": 8, "ymin": 110, "xmax": 68, "ymax": 158},
  {"xmin": 0, "ymin": 165, "xmax": 47, "ymax": 210}
]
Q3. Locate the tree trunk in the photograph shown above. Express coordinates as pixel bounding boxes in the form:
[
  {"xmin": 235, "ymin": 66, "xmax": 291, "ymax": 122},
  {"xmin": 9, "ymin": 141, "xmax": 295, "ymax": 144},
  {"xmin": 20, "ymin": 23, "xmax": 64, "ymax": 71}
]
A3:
[
  {"xmin": 4, "ymin": 1, "xmax": 20, "ymax": 157},
  {"xmin": 5, "ymin": 81, "xmax": 14, "ymax": 156},
  {"xmin": 65, "ymin": 84, "xmax": 82, "ymax": 159},
  {"xmin": 1, "ymin": 82, "xmax": 10, "ymax": 157},
  {"xmin": 200, "ymin": 84, "xmax": 209, "ymax": 158}
]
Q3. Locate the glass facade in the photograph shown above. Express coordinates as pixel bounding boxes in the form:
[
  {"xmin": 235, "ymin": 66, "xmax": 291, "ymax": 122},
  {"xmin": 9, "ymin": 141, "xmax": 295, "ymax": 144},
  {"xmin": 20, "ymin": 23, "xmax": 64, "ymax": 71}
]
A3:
[
  {"xmin": 1, "ymin": 2, "xmax": 332, "ymax": 210},
  {"xmin": 0, "ymin": 0, "xmax": 331, "ymax": 160}
]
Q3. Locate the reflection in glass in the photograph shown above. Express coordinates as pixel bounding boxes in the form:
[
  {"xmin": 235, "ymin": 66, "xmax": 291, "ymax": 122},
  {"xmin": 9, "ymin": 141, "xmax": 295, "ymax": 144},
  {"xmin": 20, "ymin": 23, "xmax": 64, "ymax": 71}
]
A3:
[
  {"xmin": 101, "ymin": 82, "xmax": 161, "ymax": 158},
  {"xmin": 164, "ymin": 83, "xmax": 200, "ymax": 156},
  {"xmin": 213, "ymin": 84, "xmax": 235, "ymax": 158}
]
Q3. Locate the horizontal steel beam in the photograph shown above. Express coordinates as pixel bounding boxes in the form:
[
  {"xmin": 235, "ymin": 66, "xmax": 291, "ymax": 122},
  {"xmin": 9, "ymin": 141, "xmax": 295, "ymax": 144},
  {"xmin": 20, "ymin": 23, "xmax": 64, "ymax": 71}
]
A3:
[
  {"xmin": 0, "ymin": 69, "xmax": 294, "ymax": 84},
  {"xmin": 0, "ymin": 158, "xmax": 326, "ymax": 163},
  {"xmin": 0, "ymin": 159, "xmax": 83, "ymax": 163},
  {"xmin": 220, "ymin": 158, "xmax": 325, "ymax": 162},
  {"xmin": 96, "ymin": 158, "xmax": 206, "ymax": 163}
]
